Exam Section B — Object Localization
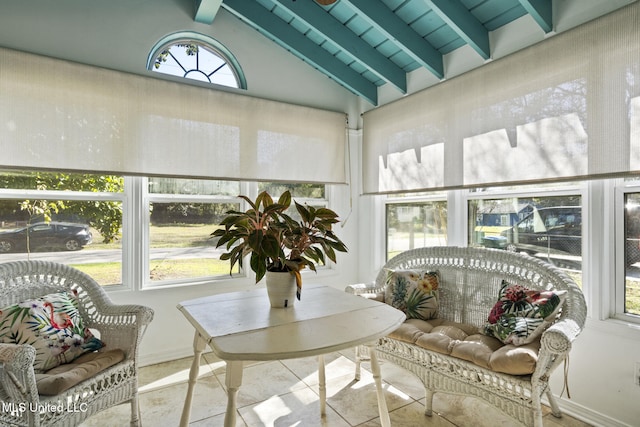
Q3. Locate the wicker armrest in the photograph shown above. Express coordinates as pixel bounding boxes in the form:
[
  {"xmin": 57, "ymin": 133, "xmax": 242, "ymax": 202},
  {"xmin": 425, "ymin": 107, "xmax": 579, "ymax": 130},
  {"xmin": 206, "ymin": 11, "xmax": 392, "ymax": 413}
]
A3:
[
  {"xmin": 0, "ymin": 343, "xmax": 35, "ymax": 368},
  {"xmin": 541, "ymin": 318, "xmax": 582, "ymax": 354},
  {"xmin": 0, "ymin": 344, "xmax": 39, "ymax": 404},
  {"xmin": 96, "ymin": 303, "xmax": 155, "ymax": 327},
  {"xmin": 345, "ymin": 283, "xmax": 386, "ymax": 303},
  {"xmin": 86, "ymin": 303, "xmax": 154, "ymax": 360}
]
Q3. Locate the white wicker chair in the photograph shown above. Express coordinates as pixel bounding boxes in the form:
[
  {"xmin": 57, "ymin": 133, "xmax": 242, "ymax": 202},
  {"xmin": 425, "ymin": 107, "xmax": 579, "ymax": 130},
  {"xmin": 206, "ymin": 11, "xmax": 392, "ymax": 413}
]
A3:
[
  {"xmin": 0, "ymin": 260, "xmax": 154, "ymax": 427},
  {"xmin": 346, "ymin": 246, "xmax": 587, "ymax": 427}
]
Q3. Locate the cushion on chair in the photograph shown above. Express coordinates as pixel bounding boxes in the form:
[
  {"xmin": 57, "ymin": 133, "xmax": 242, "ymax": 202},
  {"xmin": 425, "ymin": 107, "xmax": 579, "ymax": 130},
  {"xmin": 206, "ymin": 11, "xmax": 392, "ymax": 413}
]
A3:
[
  {"xmin": 35, "ymin": 348, "xmax": 125, "ymax": 395},
  {"xmin": 0, "ymin": 291, "xmax": 105, "ymax": 373},
  {"xmin": 384, "ymin": 269, "xmax": 440, "ymax": 320},
  {"xmin": 483, "ymin": 280, "xmax": 567, "ymax": 346},
  {"xmin": 390, "ymin": 318, "xmax": 540, "ymax": 375}
]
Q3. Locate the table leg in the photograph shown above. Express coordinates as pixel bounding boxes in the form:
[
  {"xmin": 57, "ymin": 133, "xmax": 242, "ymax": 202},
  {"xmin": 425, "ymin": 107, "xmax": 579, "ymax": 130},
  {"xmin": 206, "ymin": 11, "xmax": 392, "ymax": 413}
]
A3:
[
  {"xmin": 179, "ymin": 331, "xmax": 207, "ymax": 427},
  {"xmin": 366, "ymin": 343, "xmax": 391, "ymax": 427},
  {"xmin": 224, "ymin": 360, "xmax": 244, "ymax": 427},
  {"xmin": 318, "ymin": 355, "xmax": 326, "ymax": 416}
]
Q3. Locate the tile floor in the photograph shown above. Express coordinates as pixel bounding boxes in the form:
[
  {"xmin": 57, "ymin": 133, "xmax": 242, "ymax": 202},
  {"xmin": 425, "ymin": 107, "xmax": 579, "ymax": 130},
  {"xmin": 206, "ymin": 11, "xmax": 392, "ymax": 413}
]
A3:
[{"xmin": 80, "ymin": 349, "xmax": 592, "ymax": 427}]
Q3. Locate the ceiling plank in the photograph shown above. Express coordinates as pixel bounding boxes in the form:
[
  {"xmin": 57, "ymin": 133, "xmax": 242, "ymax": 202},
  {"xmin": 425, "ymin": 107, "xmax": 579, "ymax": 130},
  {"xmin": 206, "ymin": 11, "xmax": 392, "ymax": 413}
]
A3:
[
  {"xmin": 344, "ymin": 0, "xmax": 444, "ymax": 79},
  {"xmin": 194, "ymin": 0, "xmax": 223, "ymax": 24},
  {"xmin": 271, "ymin": 0, "xmax": 407, "ymax": 94},
  {"xmin": 518, "ymin": 0, "xmax": 553, "ymax": 33},
  {"xmin": 424, "ymin": 0, "xmax": 490, "ymax": 60},
  {"xmin": 222, "ymin": 0, "xmax": 378, "ymax": 105}
]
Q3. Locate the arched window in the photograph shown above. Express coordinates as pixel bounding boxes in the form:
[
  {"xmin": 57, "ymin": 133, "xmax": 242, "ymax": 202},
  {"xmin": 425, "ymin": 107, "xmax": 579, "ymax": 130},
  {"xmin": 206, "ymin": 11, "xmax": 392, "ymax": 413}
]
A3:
[{"xmin": 147, "ymin": 32, "xmax": 246, "ymax": 89}]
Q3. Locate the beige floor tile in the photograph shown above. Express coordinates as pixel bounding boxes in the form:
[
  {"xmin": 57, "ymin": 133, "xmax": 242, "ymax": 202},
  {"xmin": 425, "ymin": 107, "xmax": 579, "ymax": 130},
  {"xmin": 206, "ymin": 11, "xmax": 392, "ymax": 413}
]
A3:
[
  {"xmin": 239, "ymin": 386, "xmax": 350, "ymax": 427},
  {"xmin": 323, "ymin": 372, "xmax": 414, "ymax": 426},
  {"xmin": 355, "ymin": 401, "xmax": 457, "ymax": 427},
  {"xmin": 284, "ymin": 353, "xmax": 360, "ymax": 387},
  {"xmin": 80, "ymin": 351, "xmax": 593, "ymax": 427},
  {"xmin": 216, "ymin": 360, "xmax": 308, "ymax": 409}
]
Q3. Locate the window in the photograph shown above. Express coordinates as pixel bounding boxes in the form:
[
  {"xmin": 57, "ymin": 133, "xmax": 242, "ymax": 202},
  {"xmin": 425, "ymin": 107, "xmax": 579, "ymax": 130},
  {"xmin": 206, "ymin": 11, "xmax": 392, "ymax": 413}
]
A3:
[
  {"xmin": 145, "ymin": 177, "xmax": 241, "ymax": 285},
  {"xmin": 385, "ymin": 193, "xmax": 447, "ymax": 261},
  {"xmin": 468, "ymin": 186, "xmax": 582, "ymax": 288},
  {"xmin": 0, "ymin": 170, "xmax": 124, "ymax": 286},
  {"xmin": 621, "ymin": 189, "xmax": 640, "ymax": 317},
  {"xmin": 148, "ymin": 32, "xmax": 246, "ymax": 89},
  {"xmin": 1, "ymin": 172, "xmax": 335, "ymax": 289}
]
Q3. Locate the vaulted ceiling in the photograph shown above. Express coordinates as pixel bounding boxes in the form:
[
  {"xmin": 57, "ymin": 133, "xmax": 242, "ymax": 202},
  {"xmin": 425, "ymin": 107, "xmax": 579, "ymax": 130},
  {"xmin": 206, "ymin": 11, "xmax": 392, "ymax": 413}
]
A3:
[
  {"xmin": 197, "ymin": 0, "xmax": 553, "ymax": 105},
  {"xmin": 0, "ymin": 1, "xmax": 634, "ymax": 112}
]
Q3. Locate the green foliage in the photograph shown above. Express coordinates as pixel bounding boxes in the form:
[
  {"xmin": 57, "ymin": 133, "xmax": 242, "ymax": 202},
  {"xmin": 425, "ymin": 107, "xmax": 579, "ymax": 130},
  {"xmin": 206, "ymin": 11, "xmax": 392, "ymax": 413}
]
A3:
[
  {"xmin": 154, "ymin": 43, "xmax": 199, "ymax": 69},
  {"xmin": 1, "ymin": 171, "xmax": 124, "ymax": 243},
  {"xmin": 211, "ymin": 190, "xmax": 348, "ymax": 283}
]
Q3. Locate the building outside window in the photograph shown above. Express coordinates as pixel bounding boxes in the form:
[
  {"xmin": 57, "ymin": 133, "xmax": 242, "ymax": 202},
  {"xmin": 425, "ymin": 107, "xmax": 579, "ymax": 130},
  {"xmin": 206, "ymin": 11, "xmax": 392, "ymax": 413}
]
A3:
[
  {"xmin": 385, "ymin": 193, "xmax": 447, "ymax": 261},
  {"xmin": 468, "ymin": 186, "xmax": 583, "ymax": 288}
]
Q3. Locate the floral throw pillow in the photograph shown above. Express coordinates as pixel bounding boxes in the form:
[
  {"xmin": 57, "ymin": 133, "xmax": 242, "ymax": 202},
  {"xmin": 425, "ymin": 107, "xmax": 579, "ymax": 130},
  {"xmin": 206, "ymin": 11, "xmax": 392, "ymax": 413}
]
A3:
[
  {"xmin": 483, "ymin": 280, "xmax": 567, "ymax": 346},
  {"xmin": 384, "ymin": 269, "xmax": 440, "ymax": 320},
  {"xmin": 0, "ymin": 291, "xmax": 104, "ymax": 373}
]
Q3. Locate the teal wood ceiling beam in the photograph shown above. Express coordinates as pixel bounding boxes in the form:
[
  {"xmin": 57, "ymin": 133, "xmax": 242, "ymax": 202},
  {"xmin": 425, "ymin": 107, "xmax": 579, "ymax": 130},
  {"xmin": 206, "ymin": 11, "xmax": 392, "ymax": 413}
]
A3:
[
  {"xmin": 271, "ymin": 0, "xmax": 407, "ymax": 94},
  {"xmin": 518, "ymin": 0, "xmax": 553, "ymax": 33},
  {"xmin": 424, "ymin": 0, "xmax": 490, "ymax": 60},
  {"xmin": 222, "ymin": 0, "xmax": 378, "ymax": 105},
  {"xmin": 194, "ymin": 0, "xmax": 223, "ymax": 24},
  {"xmin": 345, "ymin": 0, "xmax": 444, "ymax": 79}
]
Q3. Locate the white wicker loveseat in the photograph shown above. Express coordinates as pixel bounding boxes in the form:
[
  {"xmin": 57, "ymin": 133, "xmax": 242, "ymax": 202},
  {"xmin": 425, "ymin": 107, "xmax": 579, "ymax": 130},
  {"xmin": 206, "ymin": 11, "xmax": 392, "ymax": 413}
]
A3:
[
  {"xmin": 0, "ymin": 260, "xmax": 154, "ymax": 427},
  {"xmin": 346, "ymin": 246, "xmax": 586, "ymax": 427}
]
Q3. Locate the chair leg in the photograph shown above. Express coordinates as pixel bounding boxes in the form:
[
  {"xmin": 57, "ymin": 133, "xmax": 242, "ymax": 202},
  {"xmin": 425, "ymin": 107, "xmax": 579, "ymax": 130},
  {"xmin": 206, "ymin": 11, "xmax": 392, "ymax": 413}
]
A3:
[
  {"xmin": 354, "ymin": 345, "xmax": 363, "ymax": 381},
  {"xmin": 425, "ymin": 389, "xmax": 434, "ymax": 416},
  {"xmin": 546, "ymin": 389, "xmax": 562, "ymax": 418},
  {"xmin": 532, "ymin": 392, "xmax": 544, "ymax": 427},
  {"xmin": 130, "ymin": 395, "xmax": 141, "ymax": 427}
]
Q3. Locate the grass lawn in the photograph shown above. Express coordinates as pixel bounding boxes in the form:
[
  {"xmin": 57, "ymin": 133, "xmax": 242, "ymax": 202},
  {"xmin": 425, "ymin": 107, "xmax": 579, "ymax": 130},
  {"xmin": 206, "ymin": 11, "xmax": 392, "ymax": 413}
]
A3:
[
  {"xmin": 77, "ymin": 226, "xmax": 640, "ymax": 315},
  {"xmin": 72, "ymin": 224, "xmax": 227, "ymax": 285}
]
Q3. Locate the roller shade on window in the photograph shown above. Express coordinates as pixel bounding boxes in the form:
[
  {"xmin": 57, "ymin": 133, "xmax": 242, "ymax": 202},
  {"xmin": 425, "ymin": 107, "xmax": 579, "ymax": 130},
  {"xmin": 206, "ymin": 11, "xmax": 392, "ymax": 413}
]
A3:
[
  {"xmin": 363, "ymin": 2, "xmax": 640, "ymax": 194},
  {"xmin": 0, "ymin": 47, "xmax": 346, "ymax": 184}
]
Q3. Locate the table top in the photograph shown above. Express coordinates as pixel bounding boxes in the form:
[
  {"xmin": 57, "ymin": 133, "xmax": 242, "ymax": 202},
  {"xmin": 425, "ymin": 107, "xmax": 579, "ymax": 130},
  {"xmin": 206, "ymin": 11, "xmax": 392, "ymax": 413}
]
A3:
[{"xmin": 177, "ymin": 284, "xmax": 406, "ymax": 361}]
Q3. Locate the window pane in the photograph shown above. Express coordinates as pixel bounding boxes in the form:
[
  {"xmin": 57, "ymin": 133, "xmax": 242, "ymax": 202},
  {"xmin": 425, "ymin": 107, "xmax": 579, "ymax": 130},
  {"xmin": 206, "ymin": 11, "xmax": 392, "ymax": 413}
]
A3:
[
  {"xmin": 0, "ymin": 170, "xmax": 124, "ymax": 192},
  {"xmin": 624, "ymin": 193, "xmax": 640, "ymax": 316},
  {"xmin": 149, "ymin": 202, "xmax": 240, "ymax": 282},
  {"xmin": 151, "ymin": 42, "xmax": 241, "ymax": 88},
  {"xmin": 469, "ymin": 195, "xmax": 582, "ymax": 286},
  {"xmin": 258, "ymin": 183, "xmax": 325, "ymax": 199},
  {"xmin": 148, "ymin": 177, "xmax": 239, "ymax": 196},
  {"xmin": 0, "ymin": 199, "xmax": 123, "ymax": 286},
  {"xmin": 386, "ymin": 201, "xmax": 447, "ymax": 260}
]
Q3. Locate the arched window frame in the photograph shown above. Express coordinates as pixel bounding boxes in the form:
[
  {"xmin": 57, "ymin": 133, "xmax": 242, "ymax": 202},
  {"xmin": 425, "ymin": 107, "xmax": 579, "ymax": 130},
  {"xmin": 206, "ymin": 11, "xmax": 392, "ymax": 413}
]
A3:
[{"xmin": 147, "ymin": 32, "xmax": 247, "ymax": 89}]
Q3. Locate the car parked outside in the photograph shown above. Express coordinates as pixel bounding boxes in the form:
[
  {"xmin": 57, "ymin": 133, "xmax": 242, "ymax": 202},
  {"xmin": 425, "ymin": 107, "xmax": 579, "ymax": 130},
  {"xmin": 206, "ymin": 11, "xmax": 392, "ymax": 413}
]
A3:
[
  {"xmin": 0, "ymin": 222, "xmax": 93, "ymax": 252},
  {"xmin": 481, "ymin": 206, "xmax": 640, "ymax": 266}
]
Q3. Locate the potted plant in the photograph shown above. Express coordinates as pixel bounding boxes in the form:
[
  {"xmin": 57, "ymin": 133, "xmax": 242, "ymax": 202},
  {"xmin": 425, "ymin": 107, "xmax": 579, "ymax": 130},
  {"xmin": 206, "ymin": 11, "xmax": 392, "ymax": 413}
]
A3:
[{"xmin": 211, "ymin": 190, "xmax": 348, "ymax": 307}]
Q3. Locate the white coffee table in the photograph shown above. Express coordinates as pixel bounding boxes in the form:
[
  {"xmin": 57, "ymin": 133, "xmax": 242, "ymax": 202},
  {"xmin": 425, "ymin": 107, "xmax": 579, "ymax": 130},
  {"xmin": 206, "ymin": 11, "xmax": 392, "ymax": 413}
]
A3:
[{"xmin": 177, "ymin": 284, "xmax": 405, "ymax": 427}]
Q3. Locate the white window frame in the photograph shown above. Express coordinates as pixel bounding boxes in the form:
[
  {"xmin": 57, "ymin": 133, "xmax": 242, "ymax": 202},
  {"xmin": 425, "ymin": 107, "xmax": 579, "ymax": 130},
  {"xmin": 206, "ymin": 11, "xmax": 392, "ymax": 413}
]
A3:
[
  {"xmin": 463, "ymin": 183, "xmax": 585, "ymax": 257},
  {"xmin": 613, "ymin": 179, "xmax": 640, "ymax": 324},
  {"xmin": 136, "ymin": 179, "xmax": 335, "ymax": 290},
  {"xmin": 139, "ymin": 177, "xmax": 247, "ymax": 289},
  {"xmin": 384, "ymin": 192, "xmax": 448, "ymax": 261},
  {"xmin": 0, "ymin": 186, "xmax": 128, "ymax": 291}
]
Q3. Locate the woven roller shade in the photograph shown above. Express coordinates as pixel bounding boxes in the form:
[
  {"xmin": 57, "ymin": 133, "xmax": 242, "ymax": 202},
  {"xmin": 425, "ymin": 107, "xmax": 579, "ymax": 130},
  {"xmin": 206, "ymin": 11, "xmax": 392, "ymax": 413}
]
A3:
[
  {"xmin": 0, "ymin": 47, "xmax": 346, "ymax": 184},
  {"xmin": 363, "ymin": 2, "xmax": 640, "ymax": 194}
]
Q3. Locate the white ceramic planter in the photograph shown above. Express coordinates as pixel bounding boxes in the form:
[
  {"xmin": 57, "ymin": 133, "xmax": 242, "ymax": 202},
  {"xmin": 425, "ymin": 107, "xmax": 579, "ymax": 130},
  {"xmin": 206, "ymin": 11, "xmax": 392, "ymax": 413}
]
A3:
[{"xmin": 265, "ymin": 271, "xmax": 297, "ymax": 308}]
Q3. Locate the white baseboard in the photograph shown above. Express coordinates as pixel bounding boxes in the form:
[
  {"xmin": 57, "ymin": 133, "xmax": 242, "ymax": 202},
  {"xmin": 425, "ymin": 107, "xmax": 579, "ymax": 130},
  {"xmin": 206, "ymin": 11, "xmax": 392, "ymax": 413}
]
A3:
[{"xmin": 556, "ymin": 397, "xmax": 633, "ymax": 427}]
